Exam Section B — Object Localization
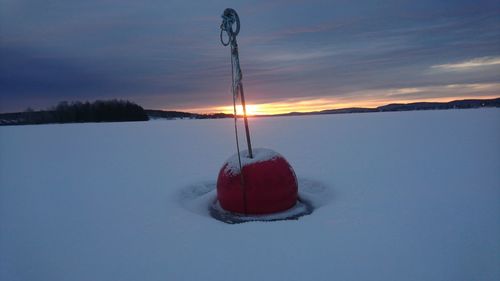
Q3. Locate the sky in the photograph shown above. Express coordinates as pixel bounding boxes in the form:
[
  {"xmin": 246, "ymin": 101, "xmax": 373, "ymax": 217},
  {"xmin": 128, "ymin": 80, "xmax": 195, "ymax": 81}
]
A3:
[{"xmin": 1, "ymin": 0, "xmax": 499, "ymax": 114}]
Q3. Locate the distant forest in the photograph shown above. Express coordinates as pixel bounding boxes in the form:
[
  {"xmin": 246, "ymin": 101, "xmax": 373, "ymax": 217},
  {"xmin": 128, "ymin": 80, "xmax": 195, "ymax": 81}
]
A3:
[
  {"xmin": 145, "ymin": 110, "xmax": 232, "ymax": 120},
  {"xmin": 0, "ymin": 100, "xmax": 149, "ymax": 125}
]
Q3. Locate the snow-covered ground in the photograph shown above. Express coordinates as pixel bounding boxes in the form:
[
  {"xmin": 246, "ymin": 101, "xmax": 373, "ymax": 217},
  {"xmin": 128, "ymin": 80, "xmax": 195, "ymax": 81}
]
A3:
[{"xmin": 1, "ymin": 108, "xmax": 499, "ymax": 281}]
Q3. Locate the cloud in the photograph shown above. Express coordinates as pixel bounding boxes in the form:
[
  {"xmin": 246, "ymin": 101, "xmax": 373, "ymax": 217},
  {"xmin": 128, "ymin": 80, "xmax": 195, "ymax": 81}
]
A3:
[
  {"xmin": 334, "ymin": 82, "xmax": 500, "ymax": 103},
  {"xmin": 258, "ymin": 49, "xmax": 338, "ymax": 62},
  {"xmin": 1, "ymin": 0, "xmax": 500, "ymax": 112},
  {"xmin": 0, "ymin": 47, "xmax": 109, "ymax": 96},
  {"xmin": 431, "ymin": 56, "xmax": 500, "ymax": 72}
]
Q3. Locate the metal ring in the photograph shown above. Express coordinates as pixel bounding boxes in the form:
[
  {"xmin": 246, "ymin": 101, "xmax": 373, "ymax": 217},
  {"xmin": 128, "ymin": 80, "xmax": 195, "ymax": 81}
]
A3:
[
  {"xmin": 220, "ymin": 8, "xmax": 240, "ymax": 47},
  {"xmin": 220, "ymin": 28, "xmax": 231, "ymax": 46},
  {"xmin": 223, "ymin": 8, "xmax": 240, "ymax": 37}
]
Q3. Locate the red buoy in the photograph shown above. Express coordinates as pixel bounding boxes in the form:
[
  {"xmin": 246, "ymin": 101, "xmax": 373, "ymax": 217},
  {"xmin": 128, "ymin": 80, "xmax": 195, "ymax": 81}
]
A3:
[{"xmin": 217, "ymin": 148, "xmax": 298, "ymax": 215}]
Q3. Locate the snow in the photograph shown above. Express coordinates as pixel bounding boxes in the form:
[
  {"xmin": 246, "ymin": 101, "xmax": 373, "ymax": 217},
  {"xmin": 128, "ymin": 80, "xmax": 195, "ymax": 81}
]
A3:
[
  {"xmin": 223, "ymin": 147, "xmax": 283, "ymax": 175},
  {"xmin": 1, "ymin": 108, "xmax": 499, "ymax": 281}
]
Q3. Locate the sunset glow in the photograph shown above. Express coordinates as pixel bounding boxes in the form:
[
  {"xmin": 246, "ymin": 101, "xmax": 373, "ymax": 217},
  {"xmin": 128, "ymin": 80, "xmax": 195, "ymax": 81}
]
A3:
[
  {"xmin": 178, "ymin": 92, "xmax": 500, "ymax": 116},
  {"xmin": 224, "ymin": 104, "xmax": 260, "ymax": 116},
  {"xmin": 2, "ymin": 1, "xmax": 499, "ymax": 114}
]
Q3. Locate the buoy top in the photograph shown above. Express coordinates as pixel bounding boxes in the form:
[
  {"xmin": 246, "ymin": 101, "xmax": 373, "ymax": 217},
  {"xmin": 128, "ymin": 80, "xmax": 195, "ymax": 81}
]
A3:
[{"xmin": 223, "ymin": 148, "xmax": 283, "ymax": 176}]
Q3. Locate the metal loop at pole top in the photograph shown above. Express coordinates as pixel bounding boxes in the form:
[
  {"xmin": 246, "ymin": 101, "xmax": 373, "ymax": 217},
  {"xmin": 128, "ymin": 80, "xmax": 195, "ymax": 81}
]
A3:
[{"xmin": 220, "ymin": 8, "xmax": 240, "ymax": 46}]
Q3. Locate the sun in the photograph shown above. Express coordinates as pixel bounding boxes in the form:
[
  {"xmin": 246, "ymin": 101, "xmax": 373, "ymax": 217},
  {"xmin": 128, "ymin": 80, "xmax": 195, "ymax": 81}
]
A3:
[{"xmin": 234, "ymin": 104, "xmax": 259, "ymax": 116}]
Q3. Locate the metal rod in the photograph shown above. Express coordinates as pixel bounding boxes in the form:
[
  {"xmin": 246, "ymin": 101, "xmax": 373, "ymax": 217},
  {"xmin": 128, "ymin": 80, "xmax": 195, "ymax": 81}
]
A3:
[
  {"xmin": 222, "ymin": 9, "xmax": 250, "ymax": 214},
  {"xmin": 233, "ymin": 84, "xmax": 248, "ymax": 215},
  {"xmin": 238, "ymin": 83, "xmax": 253, "ymax": 158},
  {"xmin": 221, "ymin": 8, "xmax": 253, "ymax": 159}
]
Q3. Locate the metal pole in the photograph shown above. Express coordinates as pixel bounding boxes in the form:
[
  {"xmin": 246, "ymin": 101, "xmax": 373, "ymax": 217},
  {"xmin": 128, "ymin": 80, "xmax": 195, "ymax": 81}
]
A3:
[
  {"xmin": 238, "ymin": 83, "xmax": 253, "ymax": 158},
  {"xmin": 221, "ymin": 8, "xmax": 253, "ymax": 159}
]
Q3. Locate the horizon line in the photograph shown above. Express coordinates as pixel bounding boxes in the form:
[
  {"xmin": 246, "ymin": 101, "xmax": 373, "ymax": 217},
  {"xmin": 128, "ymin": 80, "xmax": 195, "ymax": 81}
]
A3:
[{"xmin": 170, "ymin": 95, "xmax": 500, "ymax": 116}]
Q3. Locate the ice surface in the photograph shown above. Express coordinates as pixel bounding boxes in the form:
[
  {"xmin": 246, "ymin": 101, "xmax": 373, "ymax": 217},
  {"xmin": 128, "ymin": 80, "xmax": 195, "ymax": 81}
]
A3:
[{"xmin": 1, "ymin": 109, "xmax": 499, "ymax": 281}]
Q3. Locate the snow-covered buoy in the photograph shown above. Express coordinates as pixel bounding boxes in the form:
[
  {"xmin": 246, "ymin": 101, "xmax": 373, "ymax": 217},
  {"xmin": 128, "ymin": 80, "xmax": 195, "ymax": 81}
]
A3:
[
  {"xmin": 217, "ymin": 148, "xmax": 298, "ymax": 214},
  {"xmin": 212, "ymin": 9, "xmax": 312, "ymax": 223}
]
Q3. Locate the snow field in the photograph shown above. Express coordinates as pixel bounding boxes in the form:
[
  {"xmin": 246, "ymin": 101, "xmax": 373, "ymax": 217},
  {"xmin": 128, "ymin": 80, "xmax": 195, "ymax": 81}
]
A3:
[{"xmin": 1, "ymin": 108, "xmax": 499, "ymax": 281}]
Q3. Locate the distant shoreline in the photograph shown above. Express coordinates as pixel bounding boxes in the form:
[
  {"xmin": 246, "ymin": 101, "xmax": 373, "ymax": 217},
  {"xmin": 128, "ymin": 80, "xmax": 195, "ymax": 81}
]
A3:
[
  {"xmin": 1, "ymin": 97, "xmax": 499, "ymax": 126},
  {"xmin": 146, "ymin": 97, "xmax": 500, "ymax": 119},
  {"xmin": 257, "ymin": 97, "xmax": 500, "ymax": 118}
]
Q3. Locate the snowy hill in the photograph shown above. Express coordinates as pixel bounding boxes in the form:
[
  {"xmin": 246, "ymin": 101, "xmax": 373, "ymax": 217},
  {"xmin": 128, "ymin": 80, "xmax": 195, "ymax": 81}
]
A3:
[{"xmin": 1, "ymin": 108, "xmax": 499, "ymax": 281}]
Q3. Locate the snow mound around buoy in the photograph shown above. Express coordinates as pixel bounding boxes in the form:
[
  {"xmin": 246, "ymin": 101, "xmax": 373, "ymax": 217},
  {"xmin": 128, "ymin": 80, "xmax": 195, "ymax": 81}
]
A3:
[
  {"xmin": 178, "ymin": 178, "xmax": 332, "ymax": 223},
  {"xmin": 209, "ymin": 197, "xmax": 313, "ymax": 224}
]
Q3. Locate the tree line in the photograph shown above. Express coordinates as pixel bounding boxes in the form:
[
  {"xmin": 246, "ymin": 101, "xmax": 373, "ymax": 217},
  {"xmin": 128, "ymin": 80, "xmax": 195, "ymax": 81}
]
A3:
[{"xmin": 1, "ymin": 100, "xmax": 149, "ymax": 125}]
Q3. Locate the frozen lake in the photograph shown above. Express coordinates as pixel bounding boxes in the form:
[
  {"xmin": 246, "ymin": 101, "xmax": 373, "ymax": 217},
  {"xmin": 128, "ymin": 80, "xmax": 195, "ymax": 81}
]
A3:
[{"xmin": 1, "ymin": 108, "xmax": 499, "ymax": 281}]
